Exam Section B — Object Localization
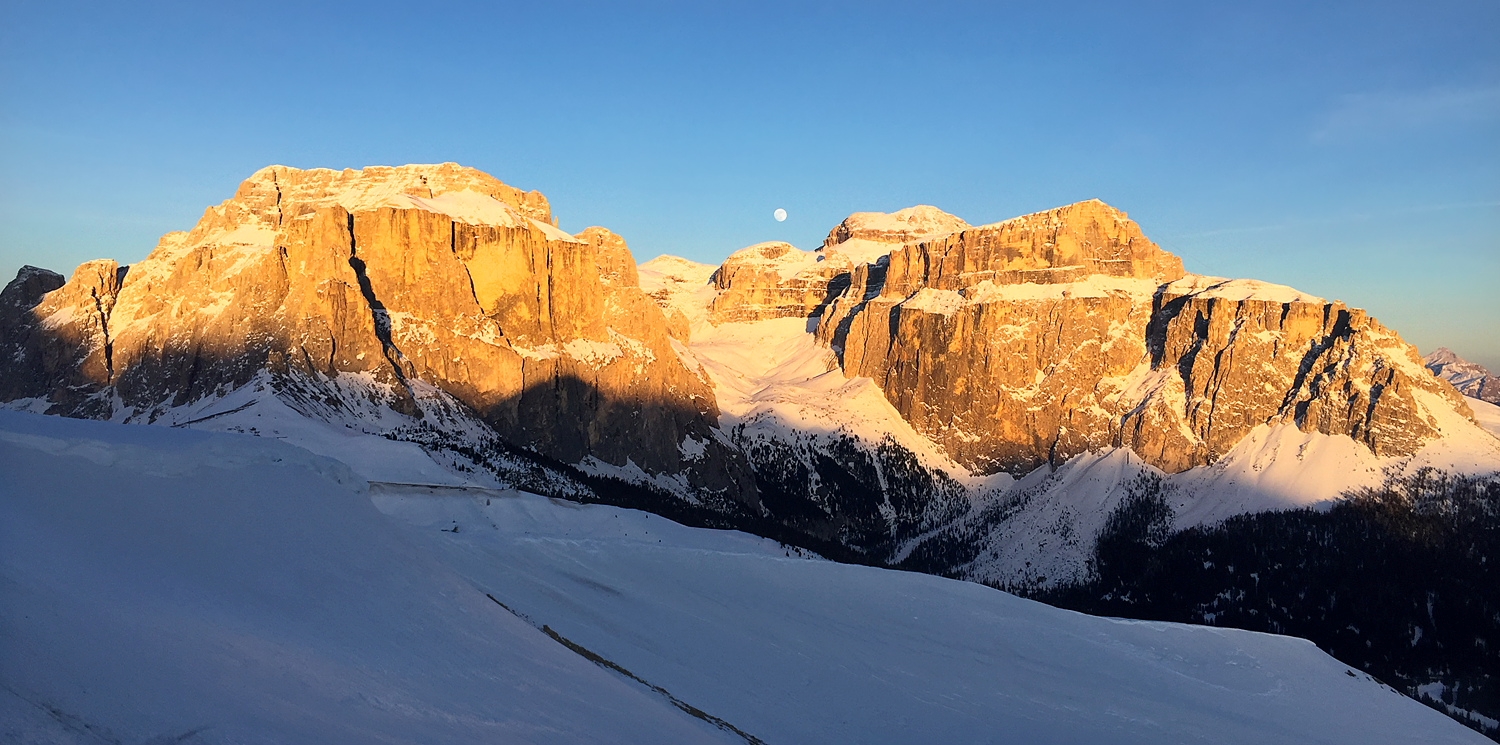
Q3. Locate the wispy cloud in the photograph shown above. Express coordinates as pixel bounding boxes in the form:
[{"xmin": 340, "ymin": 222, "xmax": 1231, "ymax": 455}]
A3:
[{"xmin": 1313, "ymin": 85, "xmax": 1500, "ymax": 141}]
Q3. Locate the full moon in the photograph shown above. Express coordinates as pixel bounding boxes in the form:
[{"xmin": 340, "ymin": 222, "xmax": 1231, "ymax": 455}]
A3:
[{"xmin": 773, "ymin": 208, "xmax": 787, "ymax": 222}]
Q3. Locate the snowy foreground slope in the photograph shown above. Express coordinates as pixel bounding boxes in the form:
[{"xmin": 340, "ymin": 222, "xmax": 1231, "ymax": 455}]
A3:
[
  {"xmin": 1, "ymin": 412, "xmax": 1487, "ymax": 744},
  {"xmin": 0, "ymin": 412, "xmax": 734, "ymax": 745}
]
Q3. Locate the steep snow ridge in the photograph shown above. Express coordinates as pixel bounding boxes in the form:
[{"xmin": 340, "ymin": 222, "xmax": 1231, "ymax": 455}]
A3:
[
  {"xmin": 1403, "ymin": 387, "xmax": 1500, "ymax": 471},
  {"xmin": 639, "ymin": 254, "xmax": 719, "ymax": 331},
  {"xmin": 114, "ymin": 372, "xmax": 476, "ymax": 485},
  {"xmin": 689, "ymin": 315, "xmax": 984, "ymax": 482},
  {"xmin": 369, "ymin": 481, "xmax": 1487, "ymax": 745},
  {"xmin": 960, "ymin": 419, "xmax": 1500, "ymax": 589},
  {"xmin": 958, "ymin": 449, "xmax": 1156, "ymax": 588},
  {"xmin": 0, "ymin": 411, "xmax": 733, "ymax": 744},
  {"xmin": 1170, "ymin": 425, "xmax": 1385, "ymax": 526}
]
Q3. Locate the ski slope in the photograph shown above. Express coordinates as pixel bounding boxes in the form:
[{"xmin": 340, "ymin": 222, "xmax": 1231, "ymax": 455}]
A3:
[
  {"xmin": 0, "ymin": 411, "xmax": 736, "ymax": 745},
  {"xmin": 1, "ymin": 411, "xmax": 1484, "ymax": 743}
]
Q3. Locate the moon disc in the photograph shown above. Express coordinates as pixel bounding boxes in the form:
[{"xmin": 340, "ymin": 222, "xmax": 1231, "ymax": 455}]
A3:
[{"xmin": 774, "ymin": 208, "xmax": 787, "ymax": 222}]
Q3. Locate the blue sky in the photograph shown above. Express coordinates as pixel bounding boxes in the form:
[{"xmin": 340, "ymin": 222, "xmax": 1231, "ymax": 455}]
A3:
[{"xmin": 3, "ymin": 1, "xmax": 1497, "ymax": 367}]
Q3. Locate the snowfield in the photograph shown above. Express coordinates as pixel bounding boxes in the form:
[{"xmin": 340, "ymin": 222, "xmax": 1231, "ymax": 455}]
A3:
[
  {"xmin": 1, "ymin": 411, "xmax": 1487, "ymax": 743},
  {"xmin": 0, "ymin": 411, "xmax": 735, "ymax": 745}
]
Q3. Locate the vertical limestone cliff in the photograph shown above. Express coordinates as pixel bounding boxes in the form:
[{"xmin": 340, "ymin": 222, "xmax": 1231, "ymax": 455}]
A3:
[
  {"xmin": 812, "ymin": 200, "xmax": 1473, "ymax": 474},
  {"xmin": 1, "ymin": 164, "xmax": 756, "ymax": 507}
]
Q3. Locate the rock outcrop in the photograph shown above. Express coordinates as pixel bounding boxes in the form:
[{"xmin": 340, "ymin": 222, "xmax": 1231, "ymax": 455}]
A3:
[
  {"xmin": 822, "ymin": 205, "xmax": 971, "ymax": 255},
  {"xmin": 0, "ymin": 164, "xmax": 756, "ymax": 506},
  {"xmin": 708, "ymin": 242, "xmax": 851, "ymax": 323},
  {"xmin": 816, "ymin": 200, "xmax": 1470, "ymax": 474},
  {"xmin": 1125, "ymin": 276, "xmax": 1467, "ymax": 471},
  {"xmin": 706, "ymin": 206, "xmax": 971, "ymax": 324},
  {"xmin": 1425, "ymin": 348, "xmax": 1500, "ymax": 405}
]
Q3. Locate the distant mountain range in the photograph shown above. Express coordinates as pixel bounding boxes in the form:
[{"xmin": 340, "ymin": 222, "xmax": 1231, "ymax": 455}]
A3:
[
  {"xmin": 4, "ymin": 163, "xmax": 1498, "ymax": 737},
  {"xmin": 1427, "ymin": 347, "xmax": 1500, "ymax": 405}
]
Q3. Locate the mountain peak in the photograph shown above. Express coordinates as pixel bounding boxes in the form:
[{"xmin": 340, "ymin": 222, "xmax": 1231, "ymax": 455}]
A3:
[
  {"xmin": 981, "ymin": 198, "xmax": 1132, "ymax": 231},
  {"xmin": 1425, "ymin": 347, "xmax": 1500, "ymax": 404},
  {"xmin": 210, "ymin": 163, "xmax": 557, "ymax": 241},
  {"xmin": 1, "ymin": 265, "xmax": 65, "ymax": 309},
  {"xmin": 822, "ymin": 205, "xmax": 970, "ymax": 251}
]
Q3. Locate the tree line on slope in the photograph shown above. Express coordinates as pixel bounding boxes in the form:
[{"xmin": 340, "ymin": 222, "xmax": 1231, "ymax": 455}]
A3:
[{"xmin": 1035, "ymin": 468, "xmax": 1500, "ymax": 740}]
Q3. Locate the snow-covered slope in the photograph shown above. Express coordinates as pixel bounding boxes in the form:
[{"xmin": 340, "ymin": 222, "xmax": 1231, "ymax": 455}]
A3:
[
  {"xmin": 1, "ymin": 410, "xmax": 1484, "ymax": 744},
  {"xmin": 641, "ymin": 254, "xmax": 984, "ymax": 484},
  {"xmin": 1469, "ymin": 396, "xmax": 1500, "ymax": 439},
  {"xmin": 0, "ymin": 410, "xmax": 736, "ymax": 744},
  {"xmin": 374, "ymin": 482, "xmax": 1485, "ymax": 744},
  {"xmin": 953, "ymin": 418, "xmax": 1500, "ymax": 589},
  {"xmin": 116, "ymin": 372, "xmax": 478, "ymax": 485}
]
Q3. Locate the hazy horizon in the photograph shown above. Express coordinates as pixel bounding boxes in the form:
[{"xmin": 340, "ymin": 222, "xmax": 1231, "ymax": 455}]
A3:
[{"xmin": 2, "ymin": 1, "xmax": 1496, "ymax": 368}]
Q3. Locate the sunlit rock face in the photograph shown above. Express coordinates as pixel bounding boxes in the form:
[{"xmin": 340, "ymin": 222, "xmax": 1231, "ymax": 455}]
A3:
[
  {"xmin": 0, "ymin": 164, "xmax": 755, "ymax": 505},
  {"xmin": 708, "ymin": 242, "xmax": 851, "ymax": 323},
  {"xmin": 816, "ymin": 199, "xmax": 1469, "ymax": 474},
  {"xmin": 706, "ymin": 206, "xmax": 972, "ymax": 324},
  {"xmin": 0, "ymin": 263, "xmax": 107, "ymax": 416}
]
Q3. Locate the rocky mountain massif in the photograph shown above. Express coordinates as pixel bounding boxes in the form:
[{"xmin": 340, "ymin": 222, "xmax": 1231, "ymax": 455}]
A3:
[
  {"xmin": 0, "ymin": 164, "xmax": 755, "ymax": 510},
  {"xmin": 820, "ymin": 199, "xmax": 1470, "ymax": 474},
  {"xmin": 4, "ymin": 164, "xmax": 1495, "ymax": 568},
  {"xmin": 5, "ymin": 163, "xmax": 1499, "ymax": 737}
]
